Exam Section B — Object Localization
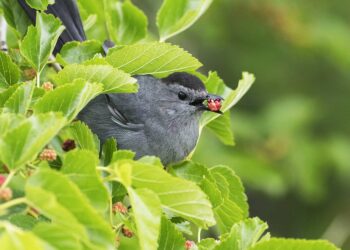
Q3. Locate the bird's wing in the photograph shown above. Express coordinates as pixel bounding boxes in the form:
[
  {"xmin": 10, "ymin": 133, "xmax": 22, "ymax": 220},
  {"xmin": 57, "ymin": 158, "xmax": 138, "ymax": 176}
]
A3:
[{"xmin": 105, "ymin": 94, "xmax": 144, "ymax": 131}]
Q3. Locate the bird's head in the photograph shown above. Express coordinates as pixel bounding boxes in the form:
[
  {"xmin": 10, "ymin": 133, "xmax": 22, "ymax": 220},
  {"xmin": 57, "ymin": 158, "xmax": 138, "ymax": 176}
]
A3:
[{"xmin": 159, "ymin": 72, "xmax": 223, "ymax": 116}]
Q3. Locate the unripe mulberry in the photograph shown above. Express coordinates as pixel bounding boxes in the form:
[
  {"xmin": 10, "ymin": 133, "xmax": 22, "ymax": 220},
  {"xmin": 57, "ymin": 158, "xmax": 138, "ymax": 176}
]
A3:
[
  {"xmin": 0, "ymin": 187, "xmax": 13, "ymax": 201},
  {"xmin": 112, "ymin": 202, "xmax": 128, "ymax": 214},
  {"xmin": 121, "ymin": 227, "xmax": 133, "ymax": 238},
  {"xmin": 42, "ymin": 81, "xmax": 54, "ymax": 91},
  {"xmin": 39, "ymin": 149, "xmax": 57, "ymax": 161}
]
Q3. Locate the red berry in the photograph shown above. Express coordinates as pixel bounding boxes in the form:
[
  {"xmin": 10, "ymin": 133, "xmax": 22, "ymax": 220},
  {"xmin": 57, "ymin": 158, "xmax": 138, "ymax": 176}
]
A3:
[
  {"xmin": 185, "ymin": 240, "xmax": 196, "ymax": 250},
  {"xmin": 39, "ymin": 149, "xmax": 57, "ymax": 161},
  {"xmin": 0, "ymin": 187, "xmax": 13, "ymax": 201},
  {"xmin": 62, "ymin": 139, "xmax": 76, "ymax": 152},
  {"xmin": 207, "ymin": 99, "xmax": 220, "ymax": 112},
  {"xmin": 0, "ymin": 175, "xmax": 6, "ymax": 185},
  {"xmin": 112, "ymin": 202, "xmax": 128, "ymax": 214},
  {"xmin": 214, "ymin": 99, "xmax": 222, "ymax": 110},
  {"xmin": 121, "ymin": 227, "xmax": 133, "ymax": 238}
]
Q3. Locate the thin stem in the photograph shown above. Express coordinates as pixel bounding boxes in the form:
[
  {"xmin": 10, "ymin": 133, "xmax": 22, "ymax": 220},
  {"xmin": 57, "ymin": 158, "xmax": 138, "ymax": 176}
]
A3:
[
  {"xmin": 0, "ymin": 171, "xmax": 16, "ymax": 190},
  {"xmin": 36, "ymin": 72, "xmax": 41, "ymax": 88},
  {"xmin": 96, "ymin": 166, "xmax": 113, "ymax": 174},
  {"xmin": 0, "ymin": 15, "xmax": 8, "ymax": 52},
  {"xmin": 0, "ymin": 197, "xmax": 27, "ymax": 212},
  {"xmin": 197, "ymin": 228, "xmax": 202, "ymax": 242},
  {"xmin": 48, "ymin": 54, "xmax": 62, "ymax": 72}
]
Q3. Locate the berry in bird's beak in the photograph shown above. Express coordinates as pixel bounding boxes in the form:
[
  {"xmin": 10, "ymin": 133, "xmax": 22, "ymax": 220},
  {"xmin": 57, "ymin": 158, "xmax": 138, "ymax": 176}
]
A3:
[
  {"xmin": 206, "ymin": 94, "xmax": 223, "ymax": 113},
  {"xmin": 207, "ymin": 98, "xmax": 222, "ymax": 112}
]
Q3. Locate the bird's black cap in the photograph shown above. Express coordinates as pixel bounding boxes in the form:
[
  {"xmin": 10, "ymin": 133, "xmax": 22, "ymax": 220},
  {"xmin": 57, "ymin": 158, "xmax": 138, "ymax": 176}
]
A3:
[{"xmin": 162, "ymin": 72, "xmax": 206, "ymax": 91}]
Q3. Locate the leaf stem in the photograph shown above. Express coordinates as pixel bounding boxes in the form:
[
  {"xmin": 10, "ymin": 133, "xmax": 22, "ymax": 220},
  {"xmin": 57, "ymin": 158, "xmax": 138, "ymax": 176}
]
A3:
[
  {"xmin": 0, "ymin": 170, "xmax": 16, "ymax": 191},
  {"xmin": 0, "ymin": 197, "xmax": 27, "ymax": 212},
  {"xmin": 197, "ymin": 228, "xmax": 202, "ymax": 242},
  {"xmin": 36, "ymin": 71, "xmax": 41, "ymax": 88},
  {"xmin": 96, "ymin": 166, "xmax": 112, "ymax": 174}
]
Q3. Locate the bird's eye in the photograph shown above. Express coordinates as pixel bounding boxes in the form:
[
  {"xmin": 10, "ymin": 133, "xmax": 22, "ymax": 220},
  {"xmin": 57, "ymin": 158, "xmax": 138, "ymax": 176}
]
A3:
[{"xmin": 178, "ymin": 91, "xmax": 187, "ymax": 100}]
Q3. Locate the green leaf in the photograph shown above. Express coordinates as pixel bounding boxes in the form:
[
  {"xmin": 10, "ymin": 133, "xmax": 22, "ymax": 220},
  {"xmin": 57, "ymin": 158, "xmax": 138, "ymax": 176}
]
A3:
[
  {"xmin": 25, "ymin": 168, "xmax": 115, "ymax": 249},
  {"xmin": 24, "ymin": 0, "xmax": 54, "ymax": 11},
  {"xmin": 106, "ymin": 0, "xmax": 148, "ymax": 44},
  {"xmin": 1, "ymin": 0, "xmax": 31, "ymax": 38},
  {"xmin": 210, "ymin": 166, "xmax": 249, "ymax": 218},
  {"xmin": 250, "ymin": 238, "xmax": 340, "ymax": 250},
  {"xmin": 61, "ymin": 150, "xmax": 109, "ymax": 215},
  {"xmin": 215, "ymin": 218, "xmax": 268, "ymax": 250},
  {"xmin": 111, "ymin": 150, "xmax": 135, "ymax": 163},
  {"xmin": 101, "ymin": 138, "xmax": 117, "ymax": 166},
  {"xmin": 33, "ymin": 223, "xmax": 84, "ymax": 250},
  {"xmin": 0, "ymin": 51, "xmax": 21, "ymax": 88},
  {"xmin": 206, "ymin": 110, "xmax": 234, "ymax": 146},
  {"xmin": 170, "ymin": 162, "xmax": 248, "ymax": 233},
  {"xmin": 0, "ymin": 113, "xmax": 24, "ymax": 135},
  {"xmin": 56, "ymin": 40, "xmax": 104, "ymax": 66},
  {"xmin": 0, "ymin": 113, "xmax": 66, "ymax": 169},
  {"xmin": 200, "ymin": 71, "xmax": 255, "ymax": 130},
  {"xmin": 117, "ymin": 160, "xmax": 215, "ymax": 228},
  {"xmin": 20, "ymin": 13, "xmax": 64, "ymax": 72},
  {"xmin": 158, "ymin": 216, "xmax": 186, "ymax": 250},
  {"xmin": 8, "ymin": 214, "xmax": 39, "ymax": 230},
  {"xmin": 0, "ymin": 84, "xmax": 20, "ymax": 107},
  {"xmin": 68, "ymin": 121, "xmax": 100, "ymax": 155},
  {"xmin": 106, "ymin": 42, "xmax": 202, "ymax": 77},
  {"xmin": 128, "ymin": 188, "xmax": 162, "ymax": 250},
  {"xmin": 157, "ymin": 0, "xmax": 213, "ymax": 41},
  {"xmin": 77, "ymin": 0, "xmax": 108, "ymax": 41},
  {"xmin": 198, "ymin": 238, "xmax": 219, "ymax": 250},
  {"xmin": 53, "ymin": 64, "xmax": 138, "ymax": 93},
  {"xmin": 33, "ymin": 79, "xmax": 103, "ymax": 122},
  {"xmin": 0, "ymin": 223, "xmax": 51, "ymax": 250},
  {"xmin": 3, "ymin": 81, "xmax": 34, "ymax": 114}
]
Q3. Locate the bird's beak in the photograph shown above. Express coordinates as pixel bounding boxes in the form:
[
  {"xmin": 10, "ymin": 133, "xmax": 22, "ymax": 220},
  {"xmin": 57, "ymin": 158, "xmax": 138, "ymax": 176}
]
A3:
[{"xmin": 190, "ymin": 94, "xmax": 223, "ymax": 114}]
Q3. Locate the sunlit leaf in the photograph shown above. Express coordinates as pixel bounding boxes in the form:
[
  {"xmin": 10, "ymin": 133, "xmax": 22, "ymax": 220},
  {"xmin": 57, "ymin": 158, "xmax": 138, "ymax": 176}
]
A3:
[
  {"xmin": 3, "ymin": 81, "xmax": 34, "ymax": 114},
  {"xmin": 215, "ymin": 218, "xmax": 269, "ymax": 250},
  {"xmin": 33, "ymin": 79, "xmax": 103, "ymax": 122},
  {"xmin": 0, "ymin": 223, "xmax": 51, "ymax": 250},
  {"xmin": 61, "ymin": 150, "xmax": 109, "ymax": 215},
  {"xmin": 0, "ymin": 113, "xmax": 66, "ymax": 169},
  {"xmin": 116, "ymin": 160, "xmax": 215, "ymax": 228},
  {"xmin": 158, "ymin": 216, "xmax": 186, "ymax": 250},
  {"xmin": 0, "ymin": 51, "xmax": 21, "ymax": 88},
  {"xmin": 56, "ymin": 40, "xmax": 103, "ymax": 66},
  {"xmin": 24, "ymin": 0, "xmax": 54, "ymax": 11},
  {"xmin": 128, "ymin": 188, "xmax": 162, "ymax": 250},
  {"xmin": 157, "ymin": 0, "xmax": 213, "ymax": 41},
  {"xmin": 33, "ymin": 223, "xmax": 84, "ymax": 250},
  {"xmin": 68, "ymin": 121, "xmax": 100, "ymax": 155},
  {"xmin": 250, "ymin": 238, "xmax": 340, "ymax": 250},
  {"xmin": 26, "ymin": 168, "xmax": 115, "ymax": 249},
  {"xmin": 106, "ymin": 0, "xmax": 148, "ymax": 44},
  {"xmin": 53, "ymin": 64, "xmax": 138, "ymax": 93},
  {"xmin": 1, "ymin": 0, "xmax": 32, "ymax": 38},
  {"xmin": 106, "ymin": 42, "xmax": 202, "ymax": 77},
  {"xmin": 20, "ymin": 13, "xmax": 64, "ymax": 72}
]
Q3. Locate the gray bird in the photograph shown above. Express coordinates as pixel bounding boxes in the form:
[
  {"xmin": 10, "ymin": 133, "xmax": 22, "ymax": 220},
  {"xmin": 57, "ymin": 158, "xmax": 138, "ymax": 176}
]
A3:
[
  {"xmin": 18, "ymin": 0, "xmax": 223, "ymax": 165},
  {"xmin": 78, "ymin": 73, "xmax": 222, "ymax": 165}
]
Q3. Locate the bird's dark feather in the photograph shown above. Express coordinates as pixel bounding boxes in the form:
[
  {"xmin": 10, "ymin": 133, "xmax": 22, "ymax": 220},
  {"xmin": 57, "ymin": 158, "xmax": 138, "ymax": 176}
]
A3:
[{"xmin": 162, "ymin": 72, "xmax": 205, "ymax": 91}]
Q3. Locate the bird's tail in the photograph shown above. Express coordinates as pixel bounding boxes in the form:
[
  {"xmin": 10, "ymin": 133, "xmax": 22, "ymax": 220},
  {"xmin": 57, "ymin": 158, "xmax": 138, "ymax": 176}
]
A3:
[{"xmin": 17, "ymin": 0, "xmax": 86, "ymax": 54}]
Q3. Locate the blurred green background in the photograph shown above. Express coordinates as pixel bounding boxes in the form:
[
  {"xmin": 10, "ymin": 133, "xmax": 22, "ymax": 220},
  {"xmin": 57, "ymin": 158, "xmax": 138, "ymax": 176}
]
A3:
[{"xmin": 135, "ymin": 0, "xmax": 350, "ymax": 249}]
